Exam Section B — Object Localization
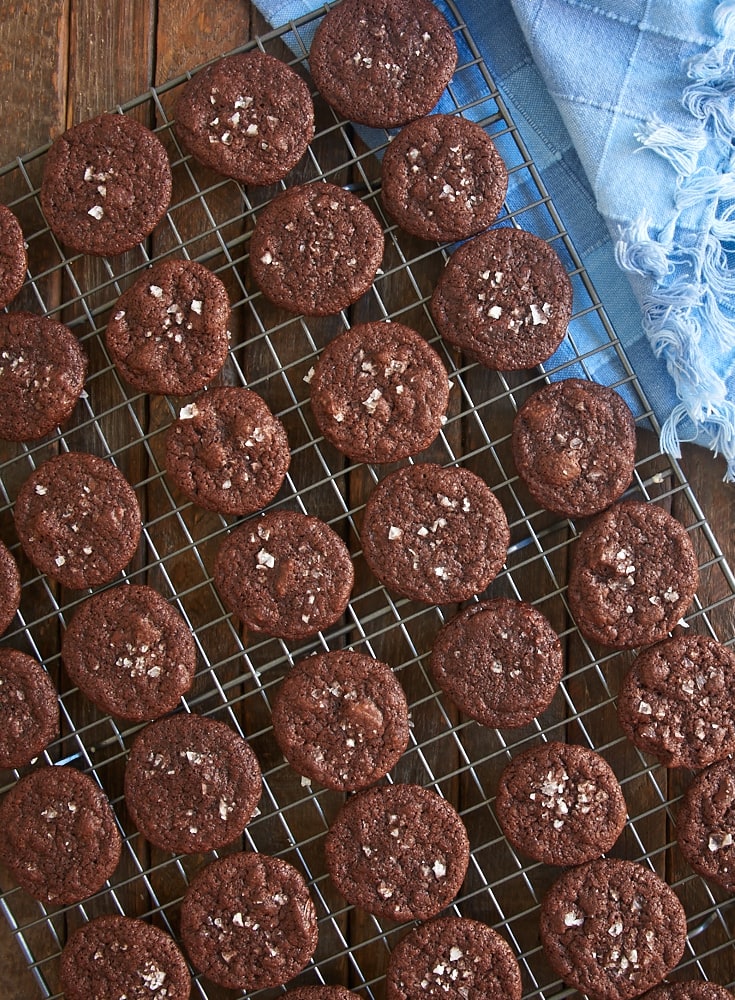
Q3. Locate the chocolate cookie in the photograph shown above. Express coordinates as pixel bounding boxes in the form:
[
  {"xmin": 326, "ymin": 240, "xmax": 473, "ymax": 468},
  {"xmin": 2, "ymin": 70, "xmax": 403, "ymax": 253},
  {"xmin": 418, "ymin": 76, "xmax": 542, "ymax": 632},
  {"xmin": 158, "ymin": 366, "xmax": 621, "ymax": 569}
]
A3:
[
  {"xmin": 124, "ymin": 712, "xmax": 261, "ymax": 854},
  {"xmin": 386, "ymin": 915, "xmax": 522, "ymax": 1000},
  {"xmin": 271, "ymin": 649, "xmax": 410, "ymax": 791},
  {"xmin": 511, "ymin": 378, "xmax": 637, "ymax": 517},
  {"xmin": 381, "ymin": 114, "xmax": 508, "ymax": 243},
  {"xmin": 567, "ymin": 500, "xmax": 699, "ymax": 650},
  {"xmin": 180, "ymin": 851, "xmax": 318, "ymax": 991},
  {"xmin": 539, "ymin": 859, "xmax": 688, "ymax": 1000},
  {"xmin": 495, "ymin": 741, "xmax": 627, "ymax": 866},
  {"xmin": 0, "ymin": 204, "xmax": 27, "ymax": 308},
  {"xmin": 0, "ymin": 311, "xmax": 87, "ymax": 441},
  {"xmin": 676, "ymin": 756, "xmax": 735, "ymax": 893},
  {"xmin": 617, "ymin": 635, "xmax": 735, "ymax": 769},
  {"xmin": 0, "ymin": 649, "xmax": 59, "ymax": 769},
  {"xmin": 0, "ymin": 539, "xmax": 21, "ymax": 636},
  {"xmin": 429, "ymin": 598, "xmax": 563, "ymax": 728},
  {"xmin": 60, "ymin": 915, "xmax": 192, "ymax": 1000},
  {"xmin": 0, "ymin": 765, "xmax": 121, "ymax": 904},
  {"xmin": 645, "ymin": 983, "xmax": 734, "ymax": 999},
  {"xmin": 165, "ymin": 386, "xmax": 290, "ymax": 515},
  {"xmin": 324, "ymin": 782, "xmax": 470, "ymax": 922},
  {"xmin": 213, "ymin": 510, "xmax": 354, "ymax": 640},
  {"xmin": 61, "ymin": 583, "xmax": 197, "ymax": 722},
  {"xmin": 249, "ymin": 181, "xmax": 384, "ymax": 316},
  {"xmin": 40, "ymin": 112, "xmax": 171, "ymax": 256},
  {"xmin": 360, "ymin": 463, "xmax": 509, "ymax": 604},
  {"xmin": 105, "ymin": 258, "xmax": 230, "ymax": 395},
  {"xmin": 309, "ymin": 321, "xmax": 450, "ymax": 464},
  {"xmin": 14, "ymin": 451, "xmax": 142, "ymax": 590},
  {"xmin": 430, "ymin": 226, "xmax": 573, "ymax": 370},
  {"xmin": 174, "ymin": 50, "xmax": 314, "ymax": 185},
  {"xmin": 309, "ymin": 0, "xmax": 458, "ymax": 128}
]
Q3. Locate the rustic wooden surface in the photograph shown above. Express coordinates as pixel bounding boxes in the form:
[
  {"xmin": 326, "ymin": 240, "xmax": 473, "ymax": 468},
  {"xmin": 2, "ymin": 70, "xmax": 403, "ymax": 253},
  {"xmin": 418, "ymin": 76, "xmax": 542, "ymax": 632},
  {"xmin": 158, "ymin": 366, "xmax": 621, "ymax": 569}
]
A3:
[{"xmin": 0, "ymin": 2, "xmax": 733, "ymax": 998}]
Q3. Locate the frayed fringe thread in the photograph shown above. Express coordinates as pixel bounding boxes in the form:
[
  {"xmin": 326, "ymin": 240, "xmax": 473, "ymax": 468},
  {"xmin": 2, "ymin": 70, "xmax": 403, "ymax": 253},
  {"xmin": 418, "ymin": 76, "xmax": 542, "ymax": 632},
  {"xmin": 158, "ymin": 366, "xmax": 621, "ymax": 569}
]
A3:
[{"xmin": 615, "ymin": 1, "xmax": 735, "ymax": 482}]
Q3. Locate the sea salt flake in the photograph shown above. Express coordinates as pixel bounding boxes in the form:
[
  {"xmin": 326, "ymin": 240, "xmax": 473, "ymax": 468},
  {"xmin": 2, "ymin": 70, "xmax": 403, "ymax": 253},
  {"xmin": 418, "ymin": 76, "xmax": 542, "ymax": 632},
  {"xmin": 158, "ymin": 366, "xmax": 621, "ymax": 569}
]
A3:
[
  {"xmin": 388, "ymin": 526, "xmax": 403, "ymax": 540},
  {"xmin": 87, "ymin": 205, "xmax": 104, "ymax": 220}
]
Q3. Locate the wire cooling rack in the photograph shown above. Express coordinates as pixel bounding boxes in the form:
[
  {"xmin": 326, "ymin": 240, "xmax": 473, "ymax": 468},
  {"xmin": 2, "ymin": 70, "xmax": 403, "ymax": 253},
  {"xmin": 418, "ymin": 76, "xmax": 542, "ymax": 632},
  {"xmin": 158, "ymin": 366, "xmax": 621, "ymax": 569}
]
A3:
[{"xmin": 2, "ymin": 2, "xmax": 735, "ymax": 998}]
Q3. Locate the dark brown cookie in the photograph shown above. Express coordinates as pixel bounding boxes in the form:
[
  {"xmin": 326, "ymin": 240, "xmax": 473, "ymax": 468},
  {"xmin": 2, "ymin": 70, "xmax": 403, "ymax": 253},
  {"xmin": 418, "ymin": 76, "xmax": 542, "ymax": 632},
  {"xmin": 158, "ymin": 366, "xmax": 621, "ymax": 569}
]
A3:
[
  {"xmin": 0, "ymin": 649, "xmax": 59, "ymax": 769},
  {"xmin": 0, "ymin": 204, "xmax": 27, "ymax": 308},
  {"xmin": 271, "ymin": 649, "xmax": 410, "ymax": 791},
  {"xmin": 61, "ymin": 583, "xmax": 197, "ymax": 722},
  {"xmin": 324, "ymin": 782, "xmax": 470, "ymax": 922},
  {"xmin": 567, "ymin": 500, "xmax": 699, "ymax": 650},
  {"xmin": 249, "ymin": 182, "xmax": 384, "ymax": 316},
  {"xmin": 511, "ymin": 378, "xmax": 637, "ymax": 517},
  {"xmin": 430, "ymin": 226, "xmax": 573, "ymax": 370},
  {"xmin": 0, "ymin": 539, "xmax": 21, "ymax": 636},
  {"xmin": 0, "ymin": 311, "xmax": 87, "ymax": 442},
  {"xmin": 539, "ymin": 859, "xmax": 688, "ymax": 1000},
  {"xmin": 40, "ymin": 112, "xmax": 171, "ymax": 256},
  {"xmin": 386, "ymin": 915, "xmax": 522, "ymax": 1000},
  {"xmin": 180, "ymin": 851, "xmax": 318, "ymax": 991},
  {"xmin": 676, "ymin": 756, "xmax": 735, "ymax": 893},
  {"xmin": 495, "ymin": 741, "xmax": 627, "ymax": 866},
  {"xmin": 644, "ymin": 983, "xmax": 734, "ymax": 999},
  {"xmin": 124, "ymin": 712, "xmax": 261, "ymax": 854},
  {"xmin": 381, "ymin": 114, "xmax": 508, "ymax": 243},
  {"xmin": 360, "ymin": 462, "xmax": 509, "ymax": 604},
  {"xmin": 309, "ymin": 0, "xmax": 458, "ymax": 129},
  {"xmin": 14, "ymin": 451, "xmax": 142, "ymax": 590},
  {"xmin": 213, "ymin": 510, "xmax": 354, "ymax": 640},
  {"xmin": 105, "ymin": 258, "xmax": 230, "ymax": 395},
  {"xmin": 429, "ymin": 598, "xmax": 563, "ymax": 728},
  {"xmin": 59, "ymin": 914, "xmax": 192, "ymax": 1000},
  {"xmin": 165, "ymin": 386, "xmax": 290, "ymax": 515},
  {"xmin": 174, "ymin": 50, "xmax": 314, "ymax": 185},
  {"xmin": 309, "ymin": 321, "xmax": 450, "ymax": 464},
  {"xmin": 617, "ymin": 635, "xmax": 735, "ymax": 769},
  {"xmin": 0, "ymin": 765, "xmax": 122, "ymax": 904}
]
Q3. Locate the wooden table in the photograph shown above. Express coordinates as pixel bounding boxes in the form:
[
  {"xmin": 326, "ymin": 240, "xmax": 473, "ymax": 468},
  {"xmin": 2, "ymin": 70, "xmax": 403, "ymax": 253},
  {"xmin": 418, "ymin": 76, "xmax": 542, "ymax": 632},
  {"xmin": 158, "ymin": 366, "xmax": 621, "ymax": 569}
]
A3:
[{"xmin": 1, "ymin": 2, "xmax": 734, "ymax": 998}]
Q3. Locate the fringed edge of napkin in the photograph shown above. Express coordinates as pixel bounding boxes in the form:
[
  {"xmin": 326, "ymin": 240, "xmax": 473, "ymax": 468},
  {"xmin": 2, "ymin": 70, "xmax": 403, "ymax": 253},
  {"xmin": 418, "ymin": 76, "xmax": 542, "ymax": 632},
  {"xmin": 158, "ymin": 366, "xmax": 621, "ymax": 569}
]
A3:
[{"xmin": 615, "ymin": 1, "xmax": 735, "ymax": 480}]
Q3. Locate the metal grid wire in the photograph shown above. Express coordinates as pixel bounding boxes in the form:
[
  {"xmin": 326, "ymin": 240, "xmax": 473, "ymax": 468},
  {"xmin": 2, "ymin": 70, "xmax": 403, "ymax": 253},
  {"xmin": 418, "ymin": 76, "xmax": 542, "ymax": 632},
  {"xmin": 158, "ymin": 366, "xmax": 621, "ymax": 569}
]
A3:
[{"xmin": 1, "ymin": 2, "xmax": 735, "ymax": 997}]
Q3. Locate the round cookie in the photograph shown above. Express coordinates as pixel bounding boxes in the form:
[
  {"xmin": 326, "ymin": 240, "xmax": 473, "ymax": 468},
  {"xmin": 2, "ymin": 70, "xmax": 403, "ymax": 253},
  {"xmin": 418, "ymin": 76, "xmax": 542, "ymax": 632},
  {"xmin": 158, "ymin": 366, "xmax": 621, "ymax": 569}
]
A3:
[
  {"xmin": 324, "ymin": 782, "xmax": 470, "ymax": 922},
  {"xmin": 0, "ymin": 204, "xmax": 27, "ymax": 308},
  {"xmin": 429, "ymin": 598, "xmax": 563, "ymax": 728},
  {"xmin": 61, "ymin": 583, "xmax": 197, "ymax": 722},
  {"xmin": 180, "ymin": 851, "xmax": 318, "ymax": 991},
  {"xmin": 386, "ymin": 915, "xmax": 522, "ymax": 1000},
  {"xmin": 14, "ymin": 451, "xmax": 142, "ymax": 590},
  {"xmin": 40, "ymin": 112, "xmax": 171, "ymax": 256},
  {"xmin": 309, "ymin": 321, "xmax": 450, "ymax": 464},
  {"xmin": 381, "ymin": 114, "xmax": 508, "ymax": 243},
  {"xmin": 495, "ymin": 741, "xmax": 627, "ymax": 866},
  {"xmin": 309, "ymin": 0, "xmax": 458, "ymax": 129},
  {"xmin": 213, "ymin": 510, "xmax": 354, "ymax": 641},
  {"xmin": 539, "ymin": 859, "xmax": 688, "ymax": 1000},
  {"xmin": 59, "ymin": 915, "xmax": 192, "ymax": 1000},
  {"xmin": 430, "ymin": 226, "xmax": 573, "ymax": 370},
  {"xmin": 165, "ymin": 386, "xmax": 290, "ymax": 515},
  {"xmin": 249, "ymin": 182, "xmax": 384, "ymax": 316},
  {"xmin": 174, "ymin": 50, "xmax": 314, "ymax": 185},
  {"xmin": 0, "ymin": 539, "xmax": 21, "ymax": 636},
  {"xmin": 567, "ymin": 500, "xmax": 699, "ymax": 650},
  {"xmin": 271, "ymin": 649, "xmax": 410, "ymax": 791},
  {"xmin": 0, "ymin": 311, "xmax": 87, "ymax": 441},
  {"xmin": 0, "ymin": 764, "xmax": 122, "ymax": 904},
  {"xmin": 0, "ymin": 649, "xmax": 59, "ymax": 769},
  {"xmin": 105, "ymin": 258, "xmax": 230, "ymax": 395},
  {"xmin": 645, "ymin": 984, "xmax": 734, "ymax": 999},
  {"xmin": 511, "ymin": 378, "xmax": 637, "ymax": 517},
  {"xmin": 617, "ymin": 635, "xmax": 735, "ymax": 769},
  {"xmin": 360, "ymin": 462, "xmax": 509, "ymax": 605},
  {"xmin": 676, "ymin": 756, "xmax": 735, "ymax": 893},
  {"xmin": 124, "ymin": 712, "xmax": 261, "ymax": 854}
]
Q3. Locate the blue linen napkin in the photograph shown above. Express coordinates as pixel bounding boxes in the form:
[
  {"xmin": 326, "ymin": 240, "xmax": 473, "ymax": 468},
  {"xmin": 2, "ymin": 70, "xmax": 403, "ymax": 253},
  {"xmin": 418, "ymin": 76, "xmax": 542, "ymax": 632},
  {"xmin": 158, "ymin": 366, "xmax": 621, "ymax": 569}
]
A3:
[{"xmin": 252, "ymin": 0, "xmax": 735, "ymax": 479}]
